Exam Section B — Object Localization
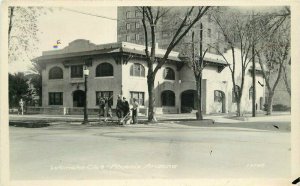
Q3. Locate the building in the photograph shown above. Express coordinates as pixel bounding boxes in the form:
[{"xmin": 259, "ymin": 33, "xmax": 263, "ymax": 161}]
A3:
[
  {"xmin": 117, "ymin": 7, "xmax": 227, "ymax": 54},
  {"xmin": 31, "ymin": 39, "xmax": 265, "ymax": 115}
]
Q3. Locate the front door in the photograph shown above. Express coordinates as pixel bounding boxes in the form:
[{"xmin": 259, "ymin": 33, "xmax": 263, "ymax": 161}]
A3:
[{"xmin": 73, "ymin": 90, "xmax": 85, "ymax": 107}]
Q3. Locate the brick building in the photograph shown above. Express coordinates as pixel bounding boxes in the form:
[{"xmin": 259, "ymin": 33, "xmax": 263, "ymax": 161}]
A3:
[{"xmin": 117, "ymin": 7, "xmax": 227, "ymax": 54}]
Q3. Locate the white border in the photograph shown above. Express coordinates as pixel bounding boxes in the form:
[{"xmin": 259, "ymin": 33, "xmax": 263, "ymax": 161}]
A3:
[{"xmin": 1, "ymin": 1, "xmax": 299, "ymax": 186}]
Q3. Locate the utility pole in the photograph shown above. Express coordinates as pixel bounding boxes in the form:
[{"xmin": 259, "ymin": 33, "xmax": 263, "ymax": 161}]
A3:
[{"xmin": 252, "ymin": 12, "xmax": 256, "ymax": 117}]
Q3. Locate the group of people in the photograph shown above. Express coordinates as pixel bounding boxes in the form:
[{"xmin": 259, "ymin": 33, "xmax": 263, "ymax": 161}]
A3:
[{"xmin": 98, "ymin": 95, "xmax": 139, "ymax": 124}]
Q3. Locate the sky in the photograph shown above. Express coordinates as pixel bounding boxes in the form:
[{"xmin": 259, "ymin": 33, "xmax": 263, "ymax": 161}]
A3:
[
  {"xmin": 7, "ymin": 6, "xmax": 285, "ymax": 74},
  {"xmin": 8, "ymin": 7, "xmax": 118, "ymax": 73}
]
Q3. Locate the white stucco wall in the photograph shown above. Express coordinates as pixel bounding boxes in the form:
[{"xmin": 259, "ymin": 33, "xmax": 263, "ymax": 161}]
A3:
[{"xmin": 40, "ymin": 40, "xmax": 265, "ymax": 115}]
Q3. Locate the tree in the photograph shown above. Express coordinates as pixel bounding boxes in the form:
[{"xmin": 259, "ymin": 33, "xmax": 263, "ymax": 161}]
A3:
[
  {"xmin": 28, "ymin": 61, "xmax": 43, "ymax": 106},
  {"xmin": 179, "ymin": 23, "xmax": 211, "ymax": 120},
  {"xmin": 282, "ymin": 59, "xmax": 291, "ymax": 97},
  {"xmin": 9, "ymin": 72, "xmax": 33, "ymax": 108},
  {"xmin": 212, "ymin": 8, "xmax": 255, "ymax": 116},
  {"xmin": 138, "ymin": 6, "xmax": 210, "ymax": 121},
  {"xmin": 8, "ymin": 7, "xmax": 49, "ymax": 63},
  {"xmin": 255, "ymin": 21, "xmax": 290, "ymax": 115}
]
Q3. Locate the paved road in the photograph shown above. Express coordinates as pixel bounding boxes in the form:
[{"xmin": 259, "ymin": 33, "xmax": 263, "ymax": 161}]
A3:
[{"xmin": 10, "ymin": 122, "xmax": 290, "ymax": 180}]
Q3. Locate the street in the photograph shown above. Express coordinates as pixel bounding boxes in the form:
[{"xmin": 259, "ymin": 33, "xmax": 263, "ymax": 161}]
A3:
[{"xmin": 9, "ymin": 117, "xmax": 291, "ymax": 180}]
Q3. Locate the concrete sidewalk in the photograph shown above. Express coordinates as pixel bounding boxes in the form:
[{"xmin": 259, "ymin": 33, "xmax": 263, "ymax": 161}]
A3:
[{"xmin": 9, "ymin": 112, "xmax": 291, "ymax": 123}]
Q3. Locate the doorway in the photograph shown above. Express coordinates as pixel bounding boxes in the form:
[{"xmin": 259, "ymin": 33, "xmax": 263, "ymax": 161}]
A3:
[{"xmin": 73, "ymin": 90, "xmax": 85, "ymax": 107}]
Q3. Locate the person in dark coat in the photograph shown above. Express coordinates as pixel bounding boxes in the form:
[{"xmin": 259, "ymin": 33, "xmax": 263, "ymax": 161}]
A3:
[
  {"xmin": 122, "ymin": 97, "xmax": 130, "ymax": 116},
  {"xmin": 116, "ymin": 95, "xmax": 123, "ymax": 119}
]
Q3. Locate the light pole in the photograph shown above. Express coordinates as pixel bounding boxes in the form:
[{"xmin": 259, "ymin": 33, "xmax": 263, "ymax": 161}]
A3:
[{"xmin": 82, "ymin": 65, "xmax": 89, "ymax": 124}]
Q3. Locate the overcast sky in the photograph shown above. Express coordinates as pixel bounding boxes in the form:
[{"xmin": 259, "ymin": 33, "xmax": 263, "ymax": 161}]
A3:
[{"xmin": 8, "ymin": 7, "xmax": 118, "ymax": 73}]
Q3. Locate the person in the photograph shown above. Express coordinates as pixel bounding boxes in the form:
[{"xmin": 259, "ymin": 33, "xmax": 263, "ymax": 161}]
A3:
[
  {"xmin": 131, "ymin": 98, "xmax": 139, "ymax": 124},
  {"xmin": 98, "ymin": 96, "xmax": 105, "ymax": 117},
  {"xmin": 104, "ymin": 96, "xmax": 113, "ymax": 122},
  {"xmin": 116, "ymin": 95, "xmax": 123, "ymax": 120},
  {"xmin": 122, "ymin": 97, "xmax": 130, "ymax": 116},
  {"xmin": 120, "ymin": 97, "xmax": 130, "ymax": 125},
  {"xmin": 18, "ymin": 98, "xmax": 24, "ymax": 115}
]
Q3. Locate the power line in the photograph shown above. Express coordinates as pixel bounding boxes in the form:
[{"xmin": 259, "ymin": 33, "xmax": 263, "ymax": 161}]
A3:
[{"xmin": 61, "ymin": 8, "xmax": 119, "ymax": 21}]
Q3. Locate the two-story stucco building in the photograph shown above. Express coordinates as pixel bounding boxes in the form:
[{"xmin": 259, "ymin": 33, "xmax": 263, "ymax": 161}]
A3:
[{"xmin": 32, "ymin": 39, "xmax": 265, "ymax": 115}]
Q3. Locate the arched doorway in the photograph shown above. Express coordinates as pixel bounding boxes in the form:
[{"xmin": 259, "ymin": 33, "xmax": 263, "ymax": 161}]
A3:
[
  {"xmin": 161, "ymin": 90, "xmax": 175, "ymax": 106},
  {"xmin": 73, "ymin": 90, "xmax": 85, "ymax": 107},
  {"xmin": 214, "ymin": 90, "xmax": 226, "ymax": 113},
  {"xmin": 181, "ymin": 90, "xmax": 197, "ymax": 113}
]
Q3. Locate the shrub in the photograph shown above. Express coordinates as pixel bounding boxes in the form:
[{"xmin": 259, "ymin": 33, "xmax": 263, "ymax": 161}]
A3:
[{"xmin": 272, "ymin": 104, "xmax": 290, "ymax": 111}]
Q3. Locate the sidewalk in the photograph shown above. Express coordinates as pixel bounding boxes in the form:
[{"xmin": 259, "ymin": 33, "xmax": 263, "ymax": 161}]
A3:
[{"xmin": 9, "ymin": 112, "xmax": 291, "ymax": 123}]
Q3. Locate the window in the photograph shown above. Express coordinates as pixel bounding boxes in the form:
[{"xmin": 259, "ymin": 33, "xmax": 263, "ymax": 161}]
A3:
[
  {"xmin": 162, "ymin": 32, "xmax": 169, "ymax": 39},
  {"xmin": 214, "ymin": 90, "xmax": 224, "ymax": 102},
  {"xmin": 161, "ymin": 90, "xmax": 175, "ymax": 106},
  {"xmin": 96, "ymin": 63, "xmax": 113, "ymax": 77},
  {"xmin": 208, "ymin": 29, "xmax": 211, "ymax": 38},
  {"xmin": 126, "ymin": 35, "xmax": 131, "ymax": 42},
  {"xmin": 126, "ymin": 23, "xmax": 130, "ymax": 30},
  {"xmin": 163, "ymin": 67, "xmax": 175, "ymax": 80},
  {"xmin": 249, "ymin": 86, "xmax": 253, "ymax": 100},
  {"xmin": 130, "ymin": 91, "xmax": 144, "ymax": 106},
  {"xmin": 71, "ymin": 65, "xmax": 83, "ymax": 78},
  {"xmin": 130, "ymin": 63, "xmax": 145, "ymax": 77},
  {"xmin": 135, "ymin": 22, "xmax": 140, "ymax": 29},
  {"xmin": 96, "ymin": 91, "xmax": 113, "ymax": 105},
  {"xmin": 135, "ymin": 34, "xmax": 140, "ymax": 41},
  {"xmin": 162, "ymin": 16, "xmax": 168, "ymax": 23},
  {"xmin": 135, "ymin": 10, "xmax": 141, "ymax": 18},
  {"xmin": 217, "ymin": 31, "xmax": 221, "ymax": 40},
  {"xmin": 126, "ymin": 11, "xmax": 131, "ymax": 18},
  {"xmin": 49, "ymin": 92, "xmax": 63, "ymax": 105},
  {"xmin": 216, "ymin": 44, "xmax": 220, "ymax": 52},
  {"xmin": 49, "ymin": 66, "xmax": 63, "ymax": 79},
  {"xmin": 208, "ymin": 14, "xmax": 212, "ymax": 22},
  {"xmin": 232, "ymin": 85, "xmax": 240, "ymax": 103}
]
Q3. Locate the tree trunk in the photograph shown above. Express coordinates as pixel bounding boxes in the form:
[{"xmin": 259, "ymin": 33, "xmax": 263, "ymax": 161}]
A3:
[
  {"xmin": 147, "ymin": 72, "xmax": 155, "ymax": 122},
  {"xmin": 236, "ymin": 100, "xmax": 241, "ymax": 117},
  {"xmin": 266, "ymin": 91, "xmax": 274, "ymax": 115},
  {"xmin": 8, "ymin": 7, "xmax": 14, "ymax": 43},
  {"xmin": 282, "ymin": 66, "xmax": 291, "ymax": 97},
  {"xmin": 196, "ymin": 74, "xmax": 203, "ymax": 120},
  {"xmin": 252, "ymin": 44, "xmax": 256, "ymax": 117}
]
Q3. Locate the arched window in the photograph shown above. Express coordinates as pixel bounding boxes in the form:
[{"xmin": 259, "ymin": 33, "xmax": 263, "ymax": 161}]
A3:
[
  {"xmin": 96, "ymin": 63, "xmax": 113, "ymax": 77},
  {"xmin": 130, "ymin": 63, "xmax": 145, "ymax": 77},
  {"xmin": 232, "ymin": 85, "xmax": 241, "ymax": 103},
  {"xmin": 163, "ymin": 67, "xmax": 175, "ymax": 80},
  {"xmin": 161, "ymin": 90, "xmax": 175, "ymax": 106},
  {"xmin": 49, "ymin": 67, "xmax": 63, "ymax": 79},
  {"xmin": 249, "ymin": 86, "xmax": 253, "ymax": 100}
]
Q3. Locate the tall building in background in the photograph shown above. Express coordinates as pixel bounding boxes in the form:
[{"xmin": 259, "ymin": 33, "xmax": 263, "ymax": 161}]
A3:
[{"xmin": 117, "ymin": 7, "xmax": 227, "ymax": 54}]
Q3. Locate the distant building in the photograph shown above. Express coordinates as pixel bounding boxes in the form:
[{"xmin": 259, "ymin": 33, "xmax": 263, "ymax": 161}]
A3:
[
  {"xmin": 32, "ymin": 39, "xmax": 264, "ymax": 115},
  {"xmin": 117, "ymin": 7, "xmax": 227, "ymax": 54}
]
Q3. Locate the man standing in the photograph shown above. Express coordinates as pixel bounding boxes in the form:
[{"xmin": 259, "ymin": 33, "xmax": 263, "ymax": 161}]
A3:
[
  {"xmin": 98, "ymin": 96, "xmax": 105, "ymax": 117},
  {"xmin": 116, "ymin": 95, "xmax": 123, "ymax": 120},
  {"xmin": 18, "ymin": 98, "xmax": 24, "ymax": 115},
  {"xmin": 132, "ymin": 98, "xmax": 139, "ymax": 124},
  {"xmin": 122, "ymin": 97, "xmax": 130, "ymax": 116}
]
